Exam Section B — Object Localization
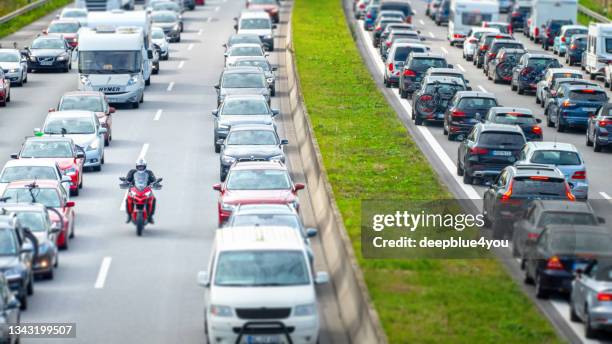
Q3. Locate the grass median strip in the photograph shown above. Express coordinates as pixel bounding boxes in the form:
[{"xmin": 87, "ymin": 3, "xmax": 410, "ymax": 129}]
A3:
[
  {"xmin": 0, "ymin": 0, "xmax": 72, "ymax": 39},
  {"xmin": 292, "ymin": 0, "xmax": 563, "ymax": 342}
]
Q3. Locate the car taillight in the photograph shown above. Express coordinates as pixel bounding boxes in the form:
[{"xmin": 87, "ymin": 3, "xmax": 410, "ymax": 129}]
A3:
[
  {"xmin": 469, "ymin": 147, "xmax": 488, "ymax": 155},
  {"xmin": 546, "ymin": 256, "xmax": 564, "ymax": 270},
  {"xmin": 572, "ymin": 170, "xmax": 586, "ymax": 179},
  {"xmin": 407, "ymin": 16, "xmax": 412, "ymax": 24},
  {"xmin": 451, "ymin": 110, "xmax": 466, "ymax": 117},
  {"xmin": 359, "ymin": 3, "xmax": 365, "ymax": 9},
  {"xmin": 469, "ymin": 38, "xmax": 478, "ymax": 43},
  {"xmin": 366, "ymin": 13, "xmax": 372, "ymax": 18},
  {"xmin": 599, "ymin": 119, "xmax": 612, "ymax": 127},
  {"xmin": 532, "ymin": 126, "xmax": 542, "ymax": 135},
  {"xmin": 598, "ymin": 293, "xmax": 612, "ymax": 301},
  {"xmin": 479, "ymin": 45, "xmax": 488, "ymax": 51},
  {"xmin": 561, "ymin": 37, "xmax": 566, "ymax": 43},
  {"xmin": 501, "ymin": 180, "xmax": 513, "ymax": 201},
  {"xmin": 403, "ymin": 69, "xmax": 416, "ymax": 76},
  {"xmin": 375, "ymin": 26, "xmax": 382, "ymax": 31},
  {"xmin": 565, "ymin": 183, "xmax": 576, "ymax": 201},
  {"xmin": 546, "ymin": 29, "xmax": 551, "ymax": 37},
  {"xmin": 488, "ymin": 52, "xmax": 495, "ymax": 58},
  {"xmin": 520, "ymin": 67, "xmax": 533, "ymax": 76},
  {"xmin": 386, "ymin": 41, "xmax": 391, "ymax": 47},
  {"xmin": 527, "ymin": 233, "xmax": 539, "ymax": 240},
  {"xmin": 512, "ymin": 12, "xmax": 520, "ymax": 17},
  {"xmin": 388, "ymin": 63, "xmax": 394, "ymax": 71},
  {"xmin": 534, "ymin": 27, "xmax": 539, "ymax": 37},
  {"xmin": 453, "ymin": 34, "xmax": 465, "ymax": 38},
  {"xmin": 562, "ymin": 100, "xmax": 576, "ymax": 108},
  {"xmin": 570, "ymin": 44, "xmax": 576, "ymax": 49}
]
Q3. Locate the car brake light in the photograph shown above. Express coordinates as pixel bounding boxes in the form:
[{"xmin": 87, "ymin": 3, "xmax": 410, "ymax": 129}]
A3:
[
  {"xmin": 367, "ymin": 13, "xmax": 372, "ymax": 18},
  {"xmin": 420, "ymin": 95, "xmax": 433, "ymax": 101},
  {"xmin": 386, "ymin": 41, "xmax": 391, "ymax": 47},
  {"xmin": 598, "ymin": 293, "xmax": 612, "ymax": 301},
  {"xmin": 562, "ymin": 100, "xmax": 576, "ymax": 108},
  {"xmin": 359, "ymin": 3, "xmax": 365, "ymax": 9},
  {"xmin": 470, "ymin": 147, "xmax": 488, "ymax": 155},
  {"xmin": 546, "ymin": 29, "xmax": 551, "ymax": 37},
  {"xmin": 572, "ymin": 170, "xmax": 586, "ymax": 179},
  {"xmin": 453, "ymin": 34, "xmax": 465, "ymax": 38},
  {"xmin": 527, "ymin": 233, "xmax": 539, "ymax": 240},
  {"xmin": 495, "ymin": 35, "xmax": 505, "ymax": 39},
  {"xmin": 532, "ymin": 126, "xmax": 542, "ymax": 135},
  {"xmin": 512, "ymin": 12, "xmax": 520, "ymax": 17},
  {"xmin": 561, "ymin": 37, "xmax": 566, "ymax": 43},
  {"xmin": 501, "ymin": 180, "xmax": 513, "ymax": 201},
  {"xmin": 599, "ymin": 120, "xmax": 612, "ymax": 127},
  {"xmin": 530, "ymin": 176, "xmax": 549, "ymax": 180},
  {"xmin": 407, "ymin": 17, "xmax": 412, "ymax": 24},
  {"xmin": 375, "ymin": 26, "xmax": 382, "ymax": 31},
  {"xmin": 546, "ymin": 256, "xmax": 564, "ymax": 270},
  {"xmin": 403, "ymin": 69, "xmax": 416, "ymax": 76},
  {"xmin": 451, "ymin": 110, "xmax": 466, "ymax": 117},
  {"xmin": 565, "ymin": 183, "xmax": 576, "ymax": 201},
  {"xmin": 520, "ymin": 67, "xmax": 533, "ymax": 76},
  {"xmin": 388, "ymin": 63, "xmax": 394, "ymax": 71},
  {"xmin": 570, "ymin": 44, "xmax": 576, "ymax": 49},
  {"xmin": 581, "ymin": 89, "xmax": 595, "ymax": 93},
  {"xmin": 479, "ymin": 45, "xmax": 488, "ymax": 51},
  {"xmin": 488, "ymin": 52, "xmax": 495, "ymax": 58}
]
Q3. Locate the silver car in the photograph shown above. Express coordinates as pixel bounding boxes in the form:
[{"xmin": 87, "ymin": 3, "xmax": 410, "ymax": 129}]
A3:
[
  {"xmin": 462, "ymin": 28, "xmax": 499, "ymax": 61},
  {"xmin": 151, "ymin": 10, "xmax": 181, "ymax": 42},
  {"xmin": 151, "ymin": 27, "xmax": 170, "ymax": 60},
  {"xmin": 231, "ymin": 56, "xmax": 277, "ymax": 95},
  {"xmin": 571, "ymin": 259, "xmax": 612, "ymax": 338},
  {"xmin": 0, "ymin": 49, "xmax": 28, "ymax": 86},
  {"xmin": 215, "ymin": 67, "xmax": 271, "ymax": 106},
  {"xmin": 224, "ymin": 43, "xmax": 268, "ymax": 67}
]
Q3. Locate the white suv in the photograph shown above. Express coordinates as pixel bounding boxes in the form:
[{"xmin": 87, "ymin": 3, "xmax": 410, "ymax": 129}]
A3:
[{"xmin": 197, "ymin": 226, "xmax": 329, "ymax": 344}]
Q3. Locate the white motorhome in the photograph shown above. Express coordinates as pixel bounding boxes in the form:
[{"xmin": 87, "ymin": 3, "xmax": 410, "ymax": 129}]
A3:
[
  {"xmin": 584, "ymin": 23, "xmax": 612, "ymax": 79},
  {"xmin": 77, "ymin": 29, "xmax": 147, "ymax": 108},
  {"xmin": 75, "ymin": 0, "xmax": 135, "ymax": 11},
  {"xmin": 448, "ymin": 0, "xmax": 499, "ymax": 46},
  {"xmin": 86, "ymin": 10, "xmax": 153, "ymax": 84},
  {"xmin": 528, "ymin": 0, "xmax": 577, "ymax": 43}
]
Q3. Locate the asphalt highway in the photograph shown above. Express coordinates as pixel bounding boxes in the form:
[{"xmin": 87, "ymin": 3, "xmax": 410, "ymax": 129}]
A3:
[{"xmin": 0, "ymin": 1, "xmax": 348, "ymax": 343}]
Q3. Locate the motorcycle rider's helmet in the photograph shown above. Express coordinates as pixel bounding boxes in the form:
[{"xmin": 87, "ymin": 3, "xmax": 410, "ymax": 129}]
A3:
[{"xmin": 136, "ymin": 158, "xmax": 147, "ymax": 172}]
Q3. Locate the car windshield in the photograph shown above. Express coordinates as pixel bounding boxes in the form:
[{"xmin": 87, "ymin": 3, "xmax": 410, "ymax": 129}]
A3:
[
  {"xmin": 20, "ymin": 141, "xmax": 73, "ymax": 158},
  {"xmin": 0, "ymin": 229, "xmax": 17, "ymax": 256},
  {"xmin": 512, "ymin": 178, "xmax": 567, "ymax": 197},
  {"xmin": 530, "ymin": 150, "xmax": 581, "ymax": 165},
  {"xmin": 152, "ymin": 12, "xmax": 178, "ymax": 23},
  {"xmin": 391, "ymin": 33, "xmax": 418, "ymax": 41},
  {"xmin": 229, "ymin": 35, "xmax": 262, "ymax": 46},
  {"xmin": 240, "ymin": 18, "xmax": 271, "ymax": 30},
  {"xmin": 152, "ymin": 3, "xmax": 179, "ymax": 11},
  {"xmin": 222, "ymin": 73, "xmax": 265, "ymax": 88},
  {"xmin": 234, "ymin": 59, "xmax": 270, "ymax": 71},
  {"xmin": 214, "ymin": 250, "xmax": 309, "ymax": 286},
  {"xmin": 226, "ymin": 169, "xmax": 291, "ymax": 190},
  {"xmin": 230, "ymin": 46, "xmax": 263, "ymax": 57},
  {"xmin": 0, "ymin": 166, "xmax": 56, "ymax": 183},
  {"xmin": 79, "ymin": 51, "xmax": 141, "ymax": 74},
  {"xmin": 462, "ymin": 13, "xmax": 492, "ymax": 26},
  {"xmin": 565, "ymin": 29, "xmax": 587, "ymax": 37},
  {"xmin": 528, "ymin": 58, "xmax": 560, "ymax": 69},
  {"xmin": 411, "ymin": 58, "xmax": 447, "ymax": 70},
  {"xmin": 478, "ymin": 132, "xmax": 525, "ymax": 146},
  {"xmin": 231, "ymin": 214, "xmax": 300, "ymax": 229},
  {"xmin": 222, "ymin": 99, "xmax": 269, "ymax": 115},
  {"xmin": 44, "ymin": 117, "xmax": 95, "ymax": 134},
  {"xmin": 458, "ymin": 97, "xmax": 498, "ymax": 109},
  {"xmin": 394, "ymin": 46, "xmax": 425, "ymax": 61},
  {"xmin": 59, "ymin": 96, "xmax": 104, "ymax": 112},
  {"xmin": 32, "ymin": 39, "xmax": 64, "ymax": 49},
  {"xmin": 493, "ymin": 113, "xmax": 537, "ymax": 125},
  {"xmin": 2, "ymin": 188, "xmax": 61, "ymax": 208},
  {"xmin": 48, "ymin": 23, "xmax": 79, "ymax": 33},
  {"xmin": 550, "ymin": 21, "xmax": 571, "ymax": 31},
  {"xmin": 62, "ymin": 10, "xmax": 86, "ymax": 18},
  {"xmin": 15, "ymin": 212, "xmax": 46, "ymax": 232},
  {"xmin": 569, "ymin": 90, "xmax": 608, "ymax": 101},
  {"xmin": 538, "ymin": 212, "xmax": 597, "ymax": 227},
  {"xmin": 493, "ymin": 43, "xmax": 523, "ymax": 52},
  {"xmin": 550, "ymin": 232, "xmax": 612, "ymax": 254},
  {"xmin": 151, "ymin": 30, "xmax": 165, "ymax": 39},
  {"xmin": 0, "ymin": 52, "xmax": 20, "ymax": 62},
  {"xmin": 227, "ymin": 130, "xmax": 277, "ymax": 145}
]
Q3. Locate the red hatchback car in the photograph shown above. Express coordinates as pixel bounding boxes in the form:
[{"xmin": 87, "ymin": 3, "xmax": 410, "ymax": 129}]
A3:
[
  {"xmin": 213, "ymin": 161, "xmax": 304, "ymax": 225},
  {"xmin": 2, "ymin": 180, "xmax": 75, "ymax": 249},
  {"xmin": 44, "ymin": 19, "xmax": 81, "ymax": 48}
]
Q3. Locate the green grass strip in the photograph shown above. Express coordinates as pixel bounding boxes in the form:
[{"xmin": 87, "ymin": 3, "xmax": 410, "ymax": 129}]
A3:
[
  {"xmin": 0, "ymin": 0, "xmax": 73, "ymax": 39},
  {"xmin": 292, "ymin": 0, "xmax": 564, "ymax": 342}
]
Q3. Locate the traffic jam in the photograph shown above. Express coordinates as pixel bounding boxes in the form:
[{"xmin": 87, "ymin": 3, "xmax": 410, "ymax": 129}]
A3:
[
  {"xmin": 0, "ymin": 0, "xmax": 331, "ymax": 343},
  {"xmin": 354, "ymin": 0, "xmax": 612, "ymax": 340}
]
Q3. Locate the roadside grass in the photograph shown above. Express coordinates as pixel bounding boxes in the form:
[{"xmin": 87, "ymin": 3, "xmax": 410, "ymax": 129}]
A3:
[
  {"xmin": 0, "ymin": 0, "xmax": 31, "ymax": 17},
  {"xmin": 0, "ymin": 0, "xmax": 72, "ymax": 39},
  {"xmin": 578, "ymin": 11, "xmax": 593, "ymax": 25},
  {"xmin": 292, "ymin": 0, "xmax": 564, "ymax": 342},
  {"xmin": 579, "ymin": 0, "xmax": 611, "ymax": 19}
]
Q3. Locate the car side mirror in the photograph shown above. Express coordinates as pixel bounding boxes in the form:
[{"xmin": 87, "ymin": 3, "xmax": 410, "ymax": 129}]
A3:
[
  {"xmin": 66, "ymin": 201, "xmax": 75, "ymax": 208},
  {"xmin": 280, "ymin": 139, "xmax": 289, "ymax": 145},
  {"xmin": 197, "ymin": 270, "xmax": 210, "ymax": 287},
  {"xmin": 466, "ymin": 86, "xmax": 472, "ymax": 91},
  {"xmin": 33, "ymin": 127, "xmax": 41, "ymax": 135},
  {"xmin": 61, "ymin": 175, "xmax": 71, "ymax": 184},
  {"xmin": 76, "ymin": 151, "xmax": 85, "ymax": 159},
  {"xmin": 6, "ymin": 297, "xmax": 19, "ymax": 310},
  {"xmin": 536, "ymin": 118, "xmax": 542, "ymax": 124},
  {"xmin": 306, "ymin": 227, "xmax": 318, "ymax": 238},
  {"xmin": 10, "ymin": 153, "xmax": 17, "ymax": 159},
  {"xmin": 599, "ymin": 217, "xmax": 606, "ymax": 224},
  {"xmin": 42, "ymin": 29, "xmax": 48, "ymax": 34},
  {"xmin": 212, "ymin": 183, "xmax": 222, "ymax": 191},
  {"xmin": 272, "ymin": 109, "xmax": 280, "ymax": 117},
  {"xmin": 265, "ymin": 52, "xmax": 270, "ymax": 57},
  {"xmin": 294, "ymin": 183, "xmax": 305, "ymax": 191},
  {"xmin": 50, "ymin": 222, "xmax": 62, "ymax": 233},
  {"xmin": 222, "ymin": 43, "xmax": 227, "ymax": 48},
  {"xmin": 315, "ymin": 271, "xmax": 330, "ymax": 285},
  {"xmin": 109, "ymin": 107, "xmax": 116, "ymax": 113},
  {"xmin": 272, "ymin": 66, "xmax": 278, "ymax": 71}
]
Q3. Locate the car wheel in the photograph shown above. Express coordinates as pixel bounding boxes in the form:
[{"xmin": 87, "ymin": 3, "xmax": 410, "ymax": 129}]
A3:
[
  {"xmin": 15, "ymin": 79, "xmax": 23, "ymax": 87},
  {"xmin": 569, "ymin": 301, "xmax": 580, "ymax": 322},
  {"xmin": 594, "ymin": 139, "xmax": 602, "ymax": 152},
  {"xmin": 70, "ymin": 219, "xmax": 75, "ymax": 238},
  {"xmin": 517, "ymin": 85, "xmax": 524, "ymax": 95},
  {"xmin": 145, "ymin": 77, "xmax": 151, "ymax": 86},
  {"xmin": 19, "ymin": 293, "xmax": 27, "ymax": 311},
  {"xmin": 400, "ymin": 88, "xmax": 408, "ymax": 99},
  {"xmin": 443, "ymin": 121, "xmax": 448, "ymax": 135},
  {"xmin": 586, "ymin": 130, "xmax": 593, "ymax": 146},
  {"xmin": 556, "ymin": 118, "xmax": 565, "ymax": 132},
  {"xmin": 585, "ymin": 311, "xmax": 598, "ymax": 339},
  {"xmin": 0, "ymin": 99, "xmax": 6, "ymax": 107},
  {"xmin": 414, "ymin": 115, "xmax": 423, "ymax": 125},
  {"xmin": 462, "ymin": 171, "xmax": 472, "ymax": 184},
  {"xmin": 46, "ymin": 268, "xmax": 54, "ymax": 280},
  {"xmin": 456, "ymin": 159, "xmax": 464, "ymax": 176},
  {"xmin": 523, "ymin": 265, "xmax": 534, "ymax": 284},
  {"xmin": 23, "ymin": 72, "xmax": 28, "ymax": 83},
  {"xmin": 105, "ymin": 137, "xmax": 110, "ymax": 147},
  {"xmin": 590, "ymin": 72, "xmax": 596, "ymax": 80},
  {"xmin": 271, "ymin": 86, "xmax": 276, "ymax": 96},
  {"xmin": 384, "ymin": 77, "xmax": 390, "ymax": 88},
  {"xmin": 54, "ymin": 254, "xmax": 59, "ymax": 268},
  {"xmin": 535, "ymin": 95, "xmax": 540, "ymax": 104},
  {"xmin": 535, "ymin": 272, "xmax": 548, "ymax": 299},
  {"xmin": 27, "ymin": 275, "xmax": 33, "ymax": 296},
  {"xmin": 511, "ymin": 82, "xmax": 517, "ymax": 91}
]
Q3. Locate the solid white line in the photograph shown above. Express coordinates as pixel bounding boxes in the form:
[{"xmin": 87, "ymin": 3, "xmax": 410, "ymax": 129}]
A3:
[
  {"xmin": 419, "ymin": 19, "xmax": 425, "ymax": 26},
  {"xmin": 178, "ymin": 61, "xmax": 185, "ymax": 69},
  {"xmin": 428, "ymin": 32, "xmax": 435, "ymax": 38},
  {"xmin": 440, "ymin": 47, "xmax": 448, "ymax": 54},
  {"xmin": 600, "ymin": 192, "xmax": 612, "ymax": 200},
  {"xmin": 456, "ymin": 63, "xmax": 465, "ymax": 72},
  {"xmin": 138, "ymin": 143, "xmax": 149, "ymax": 160},
  {"xmin": 94, "ymin": 257, "xmax": 112, "ymax": 289},
  {"xmin": 478, "ymin": 85, "xmax": 488, "ymax": 93},
  {"xmin": 197, "ymin": 29, "xmax": 203, "ymax": 35},
  {"xmin": 154, "ymin": 109, "xmax": 163, "ymax": 121},
  {"xmin": 167, "ymin": 81, "xmax": 175, "ymax": 91},
  {"xmin": 187, "ymin": 43, "xmax": 194, "ymax": 51},
  {"xmin": 119, "ymin": 192, "xmax": 127, "ymax": 211}
]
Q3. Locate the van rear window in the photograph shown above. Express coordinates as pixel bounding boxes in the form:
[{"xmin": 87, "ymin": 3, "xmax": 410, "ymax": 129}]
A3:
[{"xmin": 462, "ymin": 13, "xmax": 492, "ymax": 26}]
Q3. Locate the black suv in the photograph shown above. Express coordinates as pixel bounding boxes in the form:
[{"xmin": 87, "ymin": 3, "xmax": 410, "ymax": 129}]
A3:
[
  {"xmin": 542, "ymin": 19, "xmax": 574, "ymax": 50},
  {"xmin": 456, "ymin": 123, "xmax": 526, "ymax": 185},
  {"xmin": 487, "ymin": 48, "xmax": 526, "ymax": 83},
  {"xmin": 483, "ymin": 107, "xmax": 543, "ymax": 141},
  {"xmin": 443, "ymin": 91, "xmax": 498, "ymax": 141},
  {"xmin": 511, "ymin": 53, "xmax": 562, "ymax": 94},
  {"xmin": 399, "ymin": 52, "xmax": 450, "ymax": 97},
  {"xmin": 483, "ymin": 164, "xmax": 574, "ymax": 238},
  {"xmin": 411, "ymin": 76, "xmax": 466, "ymax": 125},
  {"xmin": 475, "ymin": 32, "xmax": 513, "ymax": 68},
  {"xmin": 482, "ymin": 39, "xmax": 524, "ymax": 75}
]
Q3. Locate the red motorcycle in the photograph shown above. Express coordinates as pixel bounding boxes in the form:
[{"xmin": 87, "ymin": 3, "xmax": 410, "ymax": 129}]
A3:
[{"xmin": 119, "ymin": 173, "xmax": 162, "ymax": 236}]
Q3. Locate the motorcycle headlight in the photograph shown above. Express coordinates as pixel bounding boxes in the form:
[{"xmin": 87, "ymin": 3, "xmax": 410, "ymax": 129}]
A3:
[
  {"xmin": 127, "ymin": 74, "xmax": 139, "ymax": 86},
  {"xmin": 129, "ymin": 190, "xmax": 138, "ymax": 197},
  {"xmin": 87, "ymin": 139, "xmax": 99, "ymax": 151},
  {"xmin": 221, "ymin": 202, "xmax": 236, "ymax": 212},
  {"xmin": 64, "ymin": 166, "xmax": 77, "ymax": 175},
  {"xmin": 222, "ymin": 155, "xmax": 236, "ymax": 164},
  {"xmin": 294, "ymin": 303, "xmax": 316, "ymax": 316},
  {"xmin": 144, "ymin": 190, "xmax": 152, "ymax": 197},
  {"xmin": 209, "ymin": 305, "xmax": 233, "ymax": 317}
]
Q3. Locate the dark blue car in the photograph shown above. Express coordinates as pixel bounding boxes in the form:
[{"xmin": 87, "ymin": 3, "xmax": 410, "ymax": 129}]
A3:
[
  {"xmin": 586, "ymin": 102, "xmax": 612, "ymax": 152},
  {"xmin": 545, "ymin": 84, "xmax": 608, "ymax": 132},
  {"xmin": 363, "ymin": 5, "xmax": 380, "ymax": 31},
  {"xmin": 565, "ymin": 34, "xmax": 586, "ymax": 66}
]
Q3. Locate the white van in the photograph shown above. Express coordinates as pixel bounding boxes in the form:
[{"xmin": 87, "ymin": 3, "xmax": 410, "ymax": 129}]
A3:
[
  {"xmin": 77, "ymin": 29, "xmax": 148, "ymax": 108},
  {"xmin": 197, "ymin": 227, "xmax": 329, "ymax": 344},
  {"xmin": 448, "ymin": 0, "xmax": 499, "ymax": 46},
  {"xmin": 584, "ymin": 23, "xmax": 612, "ymax": 79},
  {"xmin": 75, "ymin": 0, "xmax": 135, "ymax": 11},
  {"xmin": 235, "ymin": 11, "xmax": 276, "ymax": 51},
  {"xmin": 528, "ymin": 0, "xmax": 577, "ymax": 43}
]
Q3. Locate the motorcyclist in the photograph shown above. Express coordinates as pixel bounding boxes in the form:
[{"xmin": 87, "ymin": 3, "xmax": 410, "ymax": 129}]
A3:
[{"xmin": 124, "ymin": 158, "xmax": 157, "ymax": 224}]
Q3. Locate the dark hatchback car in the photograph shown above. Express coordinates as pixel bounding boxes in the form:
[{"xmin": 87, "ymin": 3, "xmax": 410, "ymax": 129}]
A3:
[
  {"xmin": 433, "ymin": 0, "xmax": 449, "ymax": 25},
  {"xmin": 524, "ymin": 225, "xmax": 612, "ymax": 298},
  {"xmin": 443, "ymin": 91, "xmax": 498, "ymax": 140},
  {"xmin": 456, "ymin": 123, "xmax": 526, "ymax": 185},
  {"xmin": 24, "ymin": 35, "xmax": 72, "ymax": 73},
  {"xmin": 511, "ymin": 53, "xmax": 562, "ymax": 94},
  {"xmin": 545, "ymin": 84, "xmax": 608, "ymax": 132},
  {"xmin": 482, "ymin": 39, "xmax": 524, "ymax": 75},
  {"xmin": 566, "ymin": 34, "xmax": 587, "ymax": 66},
  {"xmin": 399, "ymin": 52, "xmax": 449, "ymax": 97},
  {"xmin": 475, "ymin": 33, "xmax": 513, "ymax": 68},
  {"xmin": 543, "ymin": 78, "xmax": 597, "ymax": 109},
  {"xmin": 482, "ymin": 164, "xmax": 574, "ymax": 238},
  {"xmin": 411, "ymin": 76, "xmax": 466, "ymax": 125},
  {"xmin": 586, "ymin": 102, "xmax": 612, "ymax": 152},
  {"xmin": 487, "ymin": 48, "xmax": 526, "ymax": 83},
  {"xmin": 542, "ymin": 19, "xmax": 574, "ymax": 50},
  {"xmin": 512, "ymin": 200, "xmax": 604, "ymax": 265},
  {"xmin": 372, "ymin": 17, "xmax": 404, "ymax": 47},
  {"xmin": 380, "ymin": 0, "xmax": 415, "ymax": 24},
  {"xmin": 483, "ymin": 107, "xmax": 543, "ymax": 141},
  {"xmin": 509, "ymin": 4, "xmax": 531, "ymax": 32}
]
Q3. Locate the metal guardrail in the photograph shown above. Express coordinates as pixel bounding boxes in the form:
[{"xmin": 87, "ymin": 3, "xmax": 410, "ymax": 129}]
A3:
[
  {"xmin": 579, "ymin": 4, "xmax": 612, "ymax": 23},
  {"xmin": 0, "ymin": 0, "xmax": 52, "ymax": 25}
]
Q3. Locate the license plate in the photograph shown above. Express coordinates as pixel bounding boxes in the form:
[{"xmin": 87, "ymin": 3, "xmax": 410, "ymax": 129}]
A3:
[
  {"xmin": 40, "ymin": 61, "xmax": 53, "ymax": 66},
  {"xmin": 583, "ymin": 107, "xmax": 596, "ymax": 112},
  {"xmin": 492, "ymin": 150, "xmax": 511, "ymax": 156},
  {"xmin": 244, "ymin": 335, "xmax": 281, "ymax": 344}
]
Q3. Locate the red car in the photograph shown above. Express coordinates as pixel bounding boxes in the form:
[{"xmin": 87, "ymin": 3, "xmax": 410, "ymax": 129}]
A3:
[
  {"xmin": 246, "ymin": 0, "xmax": 280, "ymax": 23},
  {"xmin": 2, "ymin": 180, "xmax": 75, "ymax": 249},
  {"xmin": 0, "ymin": 69, "xmax": 11, "ymax": 107},
  {"xmin": 213, "ymin": 161, "xmax": 304, "ymax": 225},
  {"xmin": 54, "ymin": 91, "xmax": 115, "ymax": 146},
  {"xmin": 11, "ymin": 136, "xmax": 85, "ymax": 196},
  {"xmin": 44, "ymin": 19, "xmax": 81, "ymax": 48}
]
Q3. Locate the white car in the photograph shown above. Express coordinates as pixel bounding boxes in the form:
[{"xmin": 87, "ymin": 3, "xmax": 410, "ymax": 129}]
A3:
[
  {"xmin": 224, "ymin": 43, "xmax": 268, "ymax": 67},
  {"xmin": 462, "ymin": 27, "xmax": 499, "ymax": 61},
  {"xmin": 151, "ymin": 27, "xmax": 169, "ymax": 61},
  {"xmin": 58, "ymin": 7, "xmax": 88, "ymax": 26},
  {"xmin": 0, "ymin": 159, "xmax": 71, "ymax": 195},
  {"xmin": 0, "ymin": 49, "xmax": 28, "ymax": 86},
  {"xmin": 197, "ymin": 227, "xmax": 328, "ymax": 344}
]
